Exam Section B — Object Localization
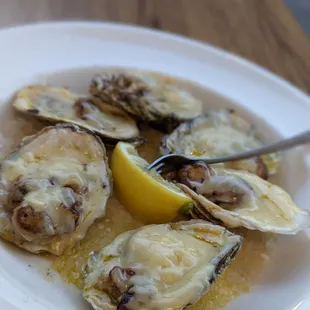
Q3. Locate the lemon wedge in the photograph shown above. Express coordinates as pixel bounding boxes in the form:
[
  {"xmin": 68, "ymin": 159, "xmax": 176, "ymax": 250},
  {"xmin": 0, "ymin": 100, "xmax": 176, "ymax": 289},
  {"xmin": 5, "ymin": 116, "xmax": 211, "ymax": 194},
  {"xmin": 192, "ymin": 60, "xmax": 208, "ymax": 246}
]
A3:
[{"xmin": 111, "ymin": 142, "xmax": 192, "ymax": 223}]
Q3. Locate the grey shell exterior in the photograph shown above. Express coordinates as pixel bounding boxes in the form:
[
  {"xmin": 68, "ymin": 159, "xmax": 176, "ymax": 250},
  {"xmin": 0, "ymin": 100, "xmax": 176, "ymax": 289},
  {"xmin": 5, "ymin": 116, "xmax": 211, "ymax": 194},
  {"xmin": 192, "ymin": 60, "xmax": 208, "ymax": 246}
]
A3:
[{"xmin": 90, "ymin": 73, "xmax": 201, "ymax": 133}]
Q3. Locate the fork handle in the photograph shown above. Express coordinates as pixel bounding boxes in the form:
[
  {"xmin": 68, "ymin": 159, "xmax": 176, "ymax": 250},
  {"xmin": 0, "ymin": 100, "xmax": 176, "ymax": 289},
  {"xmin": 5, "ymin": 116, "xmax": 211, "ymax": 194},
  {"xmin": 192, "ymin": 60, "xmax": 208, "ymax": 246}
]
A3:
[{"xmin": 203, "ymin": 129, "xmax": 310, "ymax": 164}]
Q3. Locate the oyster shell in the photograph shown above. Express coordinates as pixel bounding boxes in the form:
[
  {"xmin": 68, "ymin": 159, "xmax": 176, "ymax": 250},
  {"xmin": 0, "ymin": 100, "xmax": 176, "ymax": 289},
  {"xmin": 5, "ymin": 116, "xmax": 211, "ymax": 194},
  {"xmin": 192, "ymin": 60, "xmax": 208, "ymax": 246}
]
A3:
[
  {"xmin": 83, "ymin": 220, "xmax": 242, "ymax": 310},
  {"xmin": 90, "ymin": 72, "xmax": 203, "ymax": 132},
  {"xmin": 13, "ymin": 85, "xmax": 141, "ymax": 143},
  {"xmin": 177, "ymin": 162, "xmax": 310, "ymax": 234},
  {"xmin": 0, "ymin": 124, "xmax": 111, "ymax": 255},
  {"xmin": 161, "ymin": 109, "xmax": 279, "ymax": 178}
]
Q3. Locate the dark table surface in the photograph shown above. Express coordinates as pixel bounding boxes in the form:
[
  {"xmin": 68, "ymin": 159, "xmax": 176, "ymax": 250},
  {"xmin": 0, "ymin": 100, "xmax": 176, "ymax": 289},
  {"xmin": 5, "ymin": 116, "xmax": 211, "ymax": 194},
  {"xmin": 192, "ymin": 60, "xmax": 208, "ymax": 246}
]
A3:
[{"xmin": 1, "ymin": 0, "xmax": 310, "ymax": 93}]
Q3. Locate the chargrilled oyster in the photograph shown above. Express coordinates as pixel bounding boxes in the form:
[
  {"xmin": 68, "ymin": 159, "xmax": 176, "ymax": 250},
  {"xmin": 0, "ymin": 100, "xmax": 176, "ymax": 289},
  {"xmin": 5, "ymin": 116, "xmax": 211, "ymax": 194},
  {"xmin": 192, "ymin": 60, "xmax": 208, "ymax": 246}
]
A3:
[
  {"xmin": 90, "ymin": 72, "xmax": 203, "ymax": 132},
  {"xmin": 13, "ymin": 85, "xmax": 141, "ymax": 143},
  {"xmin": 161, "ymin": 110, "xmax": 279, "ymax": 178},
  {"xmin": 177, "ymin": 162, "xmax": 310, "ymax": 234},
  {"xmin": 83, "ymin": 220, "xmax": 242, "ymax": 310},
  {"xmin": 0, "ymin": 124, "xmax": 111, "ymax": 255}
]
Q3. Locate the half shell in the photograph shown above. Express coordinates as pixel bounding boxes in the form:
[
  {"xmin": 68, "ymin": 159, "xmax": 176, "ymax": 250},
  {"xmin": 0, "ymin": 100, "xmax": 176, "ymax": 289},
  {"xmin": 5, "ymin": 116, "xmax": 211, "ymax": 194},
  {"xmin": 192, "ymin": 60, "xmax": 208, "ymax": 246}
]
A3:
[
  {"xmin": 161, "ymin": 109, "xmax": 279, "ymax": 178},
  {"xmin": 13, "ymin": 85, "xmax": 141, "ymax": 143},
  {"xmin": 0, "ymin": 124, "xmax": 111, "ymax": 255},
  {"xmin": 83, "ymin": 220, "xmax": 242, "ymax": 310},
  {"xmin": 177, "ymin": 162, "xmax": 310, "ymax": 234},
  {"xmin": 90, "ymin": 71, "xmax": 203, "ymax": 132}
]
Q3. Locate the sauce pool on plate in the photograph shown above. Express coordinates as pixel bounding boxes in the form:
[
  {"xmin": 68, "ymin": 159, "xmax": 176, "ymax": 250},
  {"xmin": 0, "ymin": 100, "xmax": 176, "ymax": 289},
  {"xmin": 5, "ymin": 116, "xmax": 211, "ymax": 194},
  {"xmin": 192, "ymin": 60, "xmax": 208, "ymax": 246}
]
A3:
[{"xmin": 52, "ymin": 128, "xmax": 276, "ymax": 310}]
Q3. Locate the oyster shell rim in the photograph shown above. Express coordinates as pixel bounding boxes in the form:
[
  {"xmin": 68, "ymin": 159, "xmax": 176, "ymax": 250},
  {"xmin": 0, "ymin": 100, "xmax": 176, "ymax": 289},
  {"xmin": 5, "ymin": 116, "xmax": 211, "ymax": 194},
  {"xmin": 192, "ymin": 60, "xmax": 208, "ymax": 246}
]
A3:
[
  {"xmin": 178, "ymin": 171, "xmax": 310, "ymax": 235},
  {"xmin": 89, "ymin": 71, "xmax": 203, "ymax": 133},
  {"xmin": 83, "ymin": 219, "xmax": 243, "ymax": 310},
  {"xmin": 12, "ymin": 85, "xmax": 143, "ymax": 144}
]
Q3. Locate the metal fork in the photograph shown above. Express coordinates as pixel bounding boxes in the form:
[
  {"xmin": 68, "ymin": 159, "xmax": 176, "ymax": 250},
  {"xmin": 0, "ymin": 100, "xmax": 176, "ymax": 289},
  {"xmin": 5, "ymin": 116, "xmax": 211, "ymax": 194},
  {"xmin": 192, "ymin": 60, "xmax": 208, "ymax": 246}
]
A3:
[{"xmin": 147, "ymin": 130, "xmax": 310, "ymax": 175}]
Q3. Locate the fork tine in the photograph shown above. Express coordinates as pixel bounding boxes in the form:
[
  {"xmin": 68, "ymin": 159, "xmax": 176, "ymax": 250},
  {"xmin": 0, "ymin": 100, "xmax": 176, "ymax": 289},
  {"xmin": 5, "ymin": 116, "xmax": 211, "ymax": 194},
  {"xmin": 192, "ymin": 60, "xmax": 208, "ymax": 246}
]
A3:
[
  {"xmin": 147, "ymin": 158, "xmax": 164, "ymax": 170},
  {"xmin": 149, "ymin": 162, "xmax": 165, "ymax": 172},
  {"xmin": 147, "ymin": 154, "xmax": 190, "ymax": 174},
  {"xmin": 147, "ymin": 153, "xmax": 179, "ymax": 170},
  {"xmin": 157, "ymin": 164, "xmax": 176, "ymax": 176},
  {"xmin": 156, "ymin": 168, "xmax": 163, "ymax": 175},
  {"xmin": 153, "ymin": 163, "xmax": 169, "ymax": 175}
]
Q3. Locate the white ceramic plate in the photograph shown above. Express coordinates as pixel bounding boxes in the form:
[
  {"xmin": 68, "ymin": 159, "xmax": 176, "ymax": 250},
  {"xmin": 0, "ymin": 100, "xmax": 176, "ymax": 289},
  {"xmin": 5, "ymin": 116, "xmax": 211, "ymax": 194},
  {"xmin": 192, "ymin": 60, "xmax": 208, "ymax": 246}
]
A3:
[{"xmin": 0, "ymin": 21, "xmax": 310, "ymax": 310}]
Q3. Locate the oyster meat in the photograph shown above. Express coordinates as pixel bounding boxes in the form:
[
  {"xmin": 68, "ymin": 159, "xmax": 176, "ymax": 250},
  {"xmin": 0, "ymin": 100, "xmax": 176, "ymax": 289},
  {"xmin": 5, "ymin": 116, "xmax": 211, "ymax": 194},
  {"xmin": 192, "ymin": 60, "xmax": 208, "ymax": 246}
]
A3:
[
  {"xmin": 177, "ymin": 162, "xmax": 310, "ymax": 234},
  {"xmin": 90, "ymin": 71, "xmax": 203, "ymax": 132},
  {"xmin": 161, "ymin": 109, "xmax": 279, "ymax": 178},
  {"xmin": 0, "ymin": 124, "xmax": 111, "ymax": 255},
  {"xmin": 13, "ymin": 85, "xmax": 141, "ymax": 143},
  {"xmin": 83, "ymin": 220, "xmax": 242, "ymax": 310}
]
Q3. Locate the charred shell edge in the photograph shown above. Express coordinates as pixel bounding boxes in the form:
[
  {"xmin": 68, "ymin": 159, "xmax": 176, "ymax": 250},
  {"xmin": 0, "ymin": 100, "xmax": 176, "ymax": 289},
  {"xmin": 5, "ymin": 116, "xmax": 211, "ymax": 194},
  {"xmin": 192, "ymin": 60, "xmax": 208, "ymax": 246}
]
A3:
[
  {"xmin": 18, "ymin": 123, "xmax": 103, "ymax": 148},
  {"xmin": 212, "ymin": 238, "xmax": 242, "ymax": 278},
  {"xmin": 90, "ymin": 80, "xmax": 194, "ymax": 134},
  {"xmin": 179, "ymin": 200, "xmax": 222, "ymax": 225},
  {"xmin": 178, "ymin": 184, "xmax": 228, "ymax": 227},
  {"xmin": 173, "ymin": 220, "xmax": 243, "ymax": 304},
  {"xmin": 148, "ymin": 113, "xmax": 187, "ymax": 133}
]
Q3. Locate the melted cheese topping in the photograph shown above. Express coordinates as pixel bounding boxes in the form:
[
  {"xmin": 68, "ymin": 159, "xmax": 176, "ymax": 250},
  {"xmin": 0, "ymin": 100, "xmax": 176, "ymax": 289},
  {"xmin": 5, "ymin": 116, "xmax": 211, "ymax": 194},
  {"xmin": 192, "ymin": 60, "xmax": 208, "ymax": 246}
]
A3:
[{"xmin": 83, "ymin": 221, "xmax": 241, "ymax": 310}]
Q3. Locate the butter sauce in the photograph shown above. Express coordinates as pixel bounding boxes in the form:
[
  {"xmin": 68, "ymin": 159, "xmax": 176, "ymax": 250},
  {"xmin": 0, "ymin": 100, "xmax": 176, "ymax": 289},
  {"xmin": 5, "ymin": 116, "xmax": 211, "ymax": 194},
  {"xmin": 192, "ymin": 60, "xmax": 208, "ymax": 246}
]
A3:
[{"xmin": 53, "ymin": 128, "xmax": 276, "ymax": 310}]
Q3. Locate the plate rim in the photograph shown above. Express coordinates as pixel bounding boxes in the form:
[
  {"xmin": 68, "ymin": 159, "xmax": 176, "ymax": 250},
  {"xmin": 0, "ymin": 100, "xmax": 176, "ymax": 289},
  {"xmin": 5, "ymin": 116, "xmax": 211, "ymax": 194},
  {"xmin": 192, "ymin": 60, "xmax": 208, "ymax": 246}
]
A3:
[
  {"xmin": 0, "ymin": 20, "xmax": 309, "ymax": 310},
  {"xmin": 0, "ymin": 20, "xmax": 309, "ymax": 105}
]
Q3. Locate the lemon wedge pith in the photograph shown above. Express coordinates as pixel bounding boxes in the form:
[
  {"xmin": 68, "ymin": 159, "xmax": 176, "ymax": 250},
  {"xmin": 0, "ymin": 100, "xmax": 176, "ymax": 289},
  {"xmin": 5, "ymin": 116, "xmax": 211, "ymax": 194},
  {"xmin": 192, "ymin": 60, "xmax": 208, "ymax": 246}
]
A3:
[{"xmin": 111, "ymin": 142, "xmax": 192, "ymax": 223}]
